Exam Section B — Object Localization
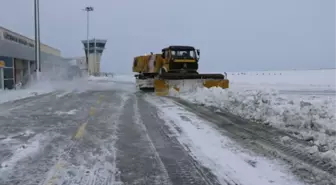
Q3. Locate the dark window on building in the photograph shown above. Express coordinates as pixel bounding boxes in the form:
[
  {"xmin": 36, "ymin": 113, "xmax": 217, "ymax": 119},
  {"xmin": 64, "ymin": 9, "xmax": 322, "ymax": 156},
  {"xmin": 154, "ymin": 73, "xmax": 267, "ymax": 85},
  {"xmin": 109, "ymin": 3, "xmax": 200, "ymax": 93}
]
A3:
[
  {"xmin": 96, "ymin": 50, "xmax": 103, "ymax": 54},
  {"xmin": 4, "ymin": 79, "xmax": 14, "ymax": 89},
  {"xmin": 96, "ymin": 43, "xmax": 106, "ymax": 48},
  {"xmin": 3, "ymin": 68, "xmax": 13, "ymax": 79}
]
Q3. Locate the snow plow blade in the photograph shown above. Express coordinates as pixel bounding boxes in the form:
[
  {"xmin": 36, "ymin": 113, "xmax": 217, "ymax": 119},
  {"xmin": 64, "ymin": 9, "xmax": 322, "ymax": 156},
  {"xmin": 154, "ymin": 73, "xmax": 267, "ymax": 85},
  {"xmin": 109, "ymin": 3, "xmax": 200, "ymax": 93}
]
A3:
[
  {"xmin": 154, "ymin": 73, "xmax": 229, "ymax": 96},
  {"xmin": 154, "ymin": 79, "xmax": 170, "ymax": 96}
]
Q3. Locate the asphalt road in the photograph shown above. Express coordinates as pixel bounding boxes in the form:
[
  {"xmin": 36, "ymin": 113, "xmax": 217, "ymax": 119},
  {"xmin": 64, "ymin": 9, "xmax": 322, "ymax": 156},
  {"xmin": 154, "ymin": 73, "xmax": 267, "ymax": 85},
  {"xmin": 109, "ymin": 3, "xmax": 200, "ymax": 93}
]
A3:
[{"xmin": 0, "ymin": 89, "xmax": 219, "ymax": 185}]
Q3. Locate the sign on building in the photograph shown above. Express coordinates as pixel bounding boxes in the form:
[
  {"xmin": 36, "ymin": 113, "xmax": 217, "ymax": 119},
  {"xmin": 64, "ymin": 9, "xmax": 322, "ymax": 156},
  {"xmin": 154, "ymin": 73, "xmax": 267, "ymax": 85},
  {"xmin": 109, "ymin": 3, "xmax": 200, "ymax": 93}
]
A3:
[{"xmin": 0, "ymin": 60, "xmax": 5, "ymax": 67}]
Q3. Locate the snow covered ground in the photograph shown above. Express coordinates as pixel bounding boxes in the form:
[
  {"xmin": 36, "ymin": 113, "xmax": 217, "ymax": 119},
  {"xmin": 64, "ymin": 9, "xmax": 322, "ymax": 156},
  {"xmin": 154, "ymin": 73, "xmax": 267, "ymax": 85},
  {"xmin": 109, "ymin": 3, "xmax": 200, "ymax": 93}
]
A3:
[
  {"xmin": 1, "ymin": 71, "xmax": 334, "ymax": 184},
  {"xmin": 171, "ymin": 69, "xmax": 336, "ymax": 166},
  {"xmin": 226, "ymin": 69, "xmax": 335, "ymax": 90},
  {"xmin": 145, "ymin": 96, "xmax": 306, "ymax": 185},
  {"xmin": 88, "ymin": 74, "xmax": 135, "ymax": 83}
]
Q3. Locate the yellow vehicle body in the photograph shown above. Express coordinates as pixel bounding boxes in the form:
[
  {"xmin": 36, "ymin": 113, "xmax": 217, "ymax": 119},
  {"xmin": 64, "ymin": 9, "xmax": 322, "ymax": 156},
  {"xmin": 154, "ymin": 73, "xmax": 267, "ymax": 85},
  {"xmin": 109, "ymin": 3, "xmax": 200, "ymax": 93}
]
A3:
[
  {"xmin": 133, "ymin": 46, "xmax": 229, "ymax": 95},
  {"xmin": 133, "ymin": 54, "xmax": 164, "ymax": 73},
  {"xmin": 132, "ymin": 55, "xmax": 148, "ymax": 73}
]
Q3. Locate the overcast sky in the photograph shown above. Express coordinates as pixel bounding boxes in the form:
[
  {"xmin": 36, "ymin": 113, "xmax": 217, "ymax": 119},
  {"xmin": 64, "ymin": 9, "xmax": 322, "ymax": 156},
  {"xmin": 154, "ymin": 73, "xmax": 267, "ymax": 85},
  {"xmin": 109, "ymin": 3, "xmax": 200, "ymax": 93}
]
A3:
[{"xmin": 0, "ymin": 0, "xmax": 335, "ymax": 73}]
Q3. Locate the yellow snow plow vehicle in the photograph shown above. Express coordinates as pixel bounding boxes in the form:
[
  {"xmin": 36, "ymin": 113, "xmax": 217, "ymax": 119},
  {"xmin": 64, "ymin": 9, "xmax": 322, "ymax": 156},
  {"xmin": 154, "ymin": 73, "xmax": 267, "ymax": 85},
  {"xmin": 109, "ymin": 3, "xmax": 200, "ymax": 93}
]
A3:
[{"xmin": 132, "ymin": 45, "xmax": 229, "ymax": 96}]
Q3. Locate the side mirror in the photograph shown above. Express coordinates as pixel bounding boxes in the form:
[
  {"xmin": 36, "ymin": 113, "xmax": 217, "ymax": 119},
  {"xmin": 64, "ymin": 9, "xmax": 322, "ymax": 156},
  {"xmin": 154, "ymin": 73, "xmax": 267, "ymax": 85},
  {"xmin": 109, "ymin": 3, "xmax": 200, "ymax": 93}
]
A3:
[
  {"xmin": 161, "ymin": 53, "xmax": 165, "ymax": 59},
  {"xmin": 196, "ymin": 49, "xmax": 200, "ymax": 56}
]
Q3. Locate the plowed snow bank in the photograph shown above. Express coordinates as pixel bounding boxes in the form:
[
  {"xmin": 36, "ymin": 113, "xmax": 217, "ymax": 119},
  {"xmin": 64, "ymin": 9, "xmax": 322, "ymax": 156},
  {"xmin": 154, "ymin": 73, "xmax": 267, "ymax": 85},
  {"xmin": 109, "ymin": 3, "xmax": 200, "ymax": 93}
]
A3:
[
  {"xmin": 88, "ymin": 75, "xmax": 135, "ymax": 83},
  {"xmin": 146, "ymin": 96, "xmax": 305, "ymax": 185},
  {"xmin": 175, "ymin": 87, "xmax": 336, "ymax": 164}
]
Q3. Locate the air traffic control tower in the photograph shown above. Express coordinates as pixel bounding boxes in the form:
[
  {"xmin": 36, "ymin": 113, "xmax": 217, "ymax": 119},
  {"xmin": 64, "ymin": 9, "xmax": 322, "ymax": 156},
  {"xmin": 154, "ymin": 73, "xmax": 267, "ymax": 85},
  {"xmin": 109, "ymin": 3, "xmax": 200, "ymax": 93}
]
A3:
[{"xmin": 82, "ymin": 39, "xmax": 107, "ymax": 75}]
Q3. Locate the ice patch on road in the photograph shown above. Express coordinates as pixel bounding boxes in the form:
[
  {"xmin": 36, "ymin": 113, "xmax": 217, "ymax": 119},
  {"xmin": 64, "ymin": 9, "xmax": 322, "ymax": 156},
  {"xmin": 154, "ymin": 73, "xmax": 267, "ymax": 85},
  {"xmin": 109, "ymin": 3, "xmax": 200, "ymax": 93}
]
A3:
[
  {"xmin": 0, "ymin": 133, "xmax": 44, "ymax": 171},
  {"xmin": 146, "ymin": 96, "xmax": 305, "ymax": 185},
  {"xmin": 0, "ymin": 130, "xmax": 35, "ymax": 146},
  {"xmin": 22, "ymin": 130, "xmax": 35, "ymax": 137},
  {"xmin": 55, "ymin": 109, "xmax": 78, "ymax": 115}
]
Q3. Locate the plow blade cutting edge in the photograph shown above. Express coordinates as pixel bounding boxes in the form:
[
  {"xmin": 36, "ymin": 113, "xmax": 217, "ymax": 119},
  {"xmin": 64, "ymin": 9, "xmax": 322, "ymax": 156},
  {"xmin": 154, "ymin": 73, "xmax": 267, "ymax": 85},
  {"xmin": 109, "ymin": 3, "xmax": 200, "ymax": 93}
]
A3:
[{"xmin": 154, "ymin": 74, "xmax": 229, "ymax": 96}]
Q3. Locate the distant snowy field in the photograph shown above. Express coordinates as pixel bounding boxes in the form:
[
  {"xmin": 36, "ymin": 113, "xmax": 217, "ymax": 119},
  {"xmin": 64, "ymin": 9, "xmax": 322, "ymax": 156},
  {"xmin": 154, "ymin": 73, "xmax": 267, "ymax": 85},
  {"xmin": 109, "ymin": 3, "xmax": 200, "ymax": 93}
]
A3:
[{"xmin": 226, "ymin": 69, "xmax": 335, "ymax": 92}]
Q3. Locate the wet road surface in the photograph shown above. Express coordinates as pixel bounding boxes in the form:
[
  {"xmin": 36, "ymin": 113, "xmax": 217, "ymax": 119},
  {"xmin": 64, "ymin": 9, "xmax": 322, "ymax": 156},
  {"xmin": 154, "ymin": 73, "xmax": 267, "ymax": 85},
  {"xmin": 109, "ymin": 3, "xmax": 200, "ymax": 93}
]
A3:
[{"xmin": 0, "ymin": 89, "xmax": 219, "ymax": 185}]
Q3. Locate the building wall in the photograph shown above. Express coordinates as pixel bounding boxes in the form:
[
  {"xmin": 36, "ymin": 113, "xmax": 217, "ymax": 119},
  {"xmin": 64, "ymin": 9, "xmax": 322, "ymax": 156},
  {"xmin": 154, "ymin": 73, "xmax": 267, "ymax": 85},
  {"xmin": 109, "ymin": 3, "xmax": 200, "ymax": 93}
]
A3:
[
  {"xmin": 0, "ymin": 38, "xmax": 65, "ymax": 67},
  {"xmin": 0, "ymin": 27, "xmax": 61, "ymax": 57},
  {"xmin": 87, "ymin": 54, "xmax": 102, "ymax": 75},
  {"xmin": 0, "ymin": 27, "xmax": 88, "ymax": 87}
]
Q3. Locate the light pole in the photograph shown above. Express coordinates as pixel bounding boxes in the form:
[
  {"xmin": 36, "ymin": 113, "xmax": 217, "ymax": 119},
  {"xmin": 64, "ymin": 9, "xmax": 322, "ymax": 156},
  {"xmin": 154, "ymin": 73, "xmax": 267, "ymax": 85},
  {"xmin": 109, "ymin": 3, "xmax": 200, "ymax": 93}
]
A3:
[
  {"xmin": 34, "ymin": 0, "xmax": 41, "ymax": 80},
  {"xmin": 83, "ymin": 6, "xmax": 93, "ymax": 75}
]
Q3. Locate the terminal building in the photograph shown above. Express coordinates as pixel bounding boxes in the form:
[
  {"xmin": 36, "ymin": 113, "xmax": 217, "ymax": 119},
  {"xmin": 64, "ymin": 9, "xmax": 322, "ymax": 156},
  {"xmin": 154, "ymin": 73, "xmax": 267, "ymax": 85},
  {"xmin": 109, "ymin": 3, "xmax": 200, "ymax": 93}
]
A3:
[
  {"xmin": 82, "ymin": 39, "xmax": 106, "ymax": 76},
  {"xmin": 0, "ymin": 26, "xmax": 85, "ymax": 89}
]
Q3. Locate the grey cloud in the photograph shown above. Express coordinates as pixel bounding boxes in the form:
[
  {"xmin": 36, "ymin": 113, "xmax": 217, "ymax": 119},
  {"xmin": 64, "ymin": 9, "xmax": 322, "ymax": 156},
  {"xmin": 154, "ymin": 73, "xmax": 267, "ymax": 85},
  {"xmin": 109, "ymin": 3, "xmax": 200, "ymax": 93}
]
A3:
[{"xmin": 0, "ymin": 0, "xmax": 334, "ymax": 73}]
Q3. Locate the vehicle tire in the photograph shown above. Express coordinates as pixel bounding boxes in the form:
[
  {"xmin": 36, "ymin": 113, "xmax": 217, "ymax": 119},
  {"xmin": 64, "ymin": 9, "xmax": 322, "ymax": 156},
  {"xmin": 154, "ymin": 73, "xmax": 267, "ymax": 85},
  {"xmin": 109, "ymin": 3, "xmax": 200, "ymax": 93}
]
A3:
[{"xmin": 159, "ymin": 68, "xmax": 166, "ymax": 74}]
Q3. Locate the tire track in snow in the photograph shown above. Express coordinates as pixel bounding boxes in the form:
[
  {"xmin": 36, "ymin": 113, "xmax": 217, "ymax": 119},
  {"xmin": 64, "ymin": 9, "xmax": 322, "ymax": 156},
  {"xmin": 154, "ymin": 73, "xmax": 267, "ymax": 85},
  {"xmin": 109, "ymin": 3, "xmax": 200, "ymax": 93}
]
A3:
[
  {"xmin": 115, "ymin": 95, "xmax": 171, "ymax": 185},
  {"xmin": 138, "ymin": 94, "xmax": 222, "ymax": 185},
  {"xmin": 133, "ymin": 95, "xmax": 172, "ymax": 185}
]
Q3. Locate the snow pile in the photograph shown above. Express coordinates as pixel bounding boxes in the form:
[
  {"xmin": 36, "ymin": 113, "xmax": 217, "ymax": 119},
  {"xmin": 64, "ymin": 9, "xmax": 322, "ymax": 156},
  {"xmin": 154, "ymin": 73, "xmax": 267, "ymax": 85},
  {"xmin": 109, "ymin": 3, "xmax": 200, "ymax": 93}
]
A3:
[
  {"xmin": 0, "ymin": 72, "xmax": 138, "ymax": 104},
  {"xmin": 112, "ymin": 74, "xmax": 135, "ymax": 83},
  {"xmin": 147, "ymin": 96, "xmax": 305, "ymax": 185},
  {"xmin": 0, "ymin": 77, "xmax": 120, "ymax": 104},
  {"xmin": 88, "ymin": 75, "xmax": 113, "ymax": 82},
  {"xmin": 0, "ymin": 77, "xmax": 83, "ymax": 104},
  {"xmin": 88, "ymin": 74, "xmax": 135, "ymax": 83},
  {"xmin": 0, "ymin": 82, "xmax": 54, "ymax": 104},
  {"xmin": 175, "ymin": 87, "xmax": 336, "ymax": 163}
]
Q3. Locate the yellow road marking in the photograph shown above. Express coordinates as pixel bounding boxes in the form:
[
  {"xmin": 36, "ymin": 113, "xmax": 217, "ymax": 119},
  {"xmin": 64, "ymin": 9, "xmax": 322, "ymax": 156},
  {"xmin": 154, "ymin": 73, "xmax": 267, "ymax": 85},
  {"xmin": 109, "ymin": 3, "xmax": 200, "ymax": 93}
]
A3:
[
  {"xmin": 45, "ymin": 162, "xmax": 65, "ymax": 185},
  {"xmin": 74, "ymin": 107, "xmax": 94, "ymax": 139},
  {"xmin": 89, "ymin": 107, "xmax": 96, "ymax": 116},
  {"xmin": 44, "ymin": 104, "xmax": 99, "ymax": 184},
  {"xmin": 74, "ymin": 122, "xmax": 88, "ymax": 139},
  {"xmin": 97, "ymin": 95, "xmax": 104, "ymax": 104}
]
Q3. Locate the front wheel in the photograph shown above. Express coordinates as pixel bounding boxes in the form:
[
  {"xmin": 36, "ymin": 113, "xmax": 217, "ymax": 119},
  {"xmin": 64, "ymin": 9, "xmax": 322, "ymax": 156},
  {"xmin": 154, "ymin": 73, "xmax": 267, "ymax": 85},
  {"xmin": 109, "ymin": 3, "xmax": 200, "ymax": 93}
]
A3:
[{"xmin": 159, "ymin": 68, "xmax": 166, "ymax": 74}]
